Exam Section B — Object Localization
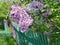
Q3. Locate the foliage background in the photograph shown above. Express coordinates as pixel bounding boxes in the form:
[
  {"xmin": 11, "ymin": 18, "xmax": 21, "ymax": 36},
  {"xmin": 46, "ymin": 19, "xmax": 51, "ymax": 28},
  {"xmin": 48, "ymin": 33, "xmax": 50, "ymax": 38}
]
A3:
[{"xmin": 0, "ymin": 0, "xmax": 60, "ymax": 45}]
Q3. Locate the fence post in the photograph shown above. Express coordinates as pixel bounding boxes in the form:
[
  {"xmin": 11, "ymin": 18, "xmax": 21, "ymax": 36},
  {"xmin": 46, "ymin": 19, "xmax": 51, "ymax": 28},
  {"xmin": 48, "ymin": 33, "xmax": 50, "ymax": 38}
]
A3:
[{"xmin": 4, "ymin": 19, "xmax": 9, "ymax": 34}]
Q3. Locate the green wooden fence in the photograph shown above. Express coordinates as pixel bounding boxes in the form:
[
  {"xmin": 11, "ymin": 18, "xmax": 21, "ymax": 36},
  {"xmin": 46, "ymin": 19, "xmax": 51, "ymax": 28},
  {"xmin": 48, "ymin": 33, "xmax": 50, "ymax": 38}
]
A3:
[
  {"xmin": 11, "ymin": 21, "xmax": 50, "ymax": 45},
  {"xmin": 11, "ymin": 21, "xmax": 60, "ymax": 45},
  {"xmin": 1, "ymin": 20, "xmax": 60, "ymax": 45}
]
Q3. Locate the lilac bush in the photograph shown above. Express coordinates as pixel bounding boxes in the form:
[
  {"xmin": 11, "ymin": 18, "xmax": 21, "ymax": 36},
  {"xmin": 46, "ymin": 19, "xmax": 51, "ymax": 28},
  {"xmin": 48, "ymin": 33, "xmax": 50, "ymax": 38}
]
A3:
[
  {"xmin": 10, "ymin": 5, "xmax": 33, "ymax": 33},
  {"xmin": 9, "ymin": 0, "xmax": 60, "ymax": 34},
  {"xmin": 9, "ymin": 1, "xmax": 52, "ymax": 33}
]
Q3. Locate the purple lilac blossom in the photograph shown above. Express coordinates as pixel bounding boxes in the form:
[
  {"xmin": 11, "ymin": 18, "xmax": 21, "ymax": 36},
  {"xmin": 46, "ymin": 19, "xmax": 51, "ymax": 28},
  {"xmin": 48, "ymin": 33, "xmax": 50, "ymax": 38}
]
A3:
[
  {"xmin": 25, "ymin": 1, "xmax": 43, "ymax": 13},
  {"xmin": 30, "ymin": 1, "xmax": 43, "ymax": 10},
  {"xmin": 10, "ymin": 5, "xmax": 33, "ymax": 33}
]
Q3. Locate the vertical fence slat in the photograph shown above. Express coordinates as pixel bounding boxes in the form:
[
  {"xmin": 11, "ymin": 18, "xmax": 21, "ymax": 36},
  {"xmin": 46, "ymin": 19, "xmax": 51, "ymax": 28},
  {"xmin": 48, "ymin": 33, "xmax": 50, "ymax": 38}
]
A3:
[{"xmin": 4, "ymin": 19, "xmax": 9, "ymax": 34}]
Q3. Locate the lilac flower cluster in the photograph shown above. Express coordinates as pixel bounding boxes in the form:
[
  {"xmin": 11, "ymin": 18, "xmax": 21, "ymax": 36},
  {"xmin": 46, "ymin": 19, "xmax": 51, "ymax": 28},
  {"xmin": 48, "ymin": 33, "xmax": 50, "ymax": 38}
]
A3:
[
  {"xmin": 10, "ymin": 5, "xmax": 33, "ymax": 33},
  {"xmin": 25, "ymin": 1, "xmax": 43, "ymax": 13},
  {"xmin": 29, "ymin": 1, "xmax": 43, "ymax": 10},
  {"xmin": 25, "ymin": 1, "xmax": 52, "ymax": 17}
]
